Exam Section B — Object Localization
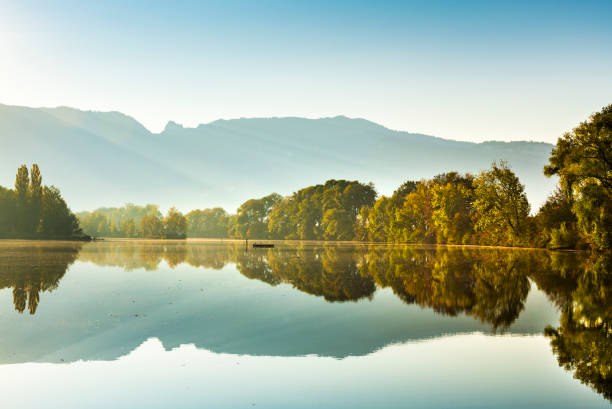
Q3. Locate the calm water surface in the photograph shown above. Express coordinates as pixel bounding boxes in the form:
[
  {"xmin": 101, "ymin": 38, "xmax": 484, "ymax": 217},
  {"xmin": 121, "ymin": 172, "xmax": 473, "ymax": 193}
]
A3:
[{"xmin": 0, "ymin": 240, "xmax": 610, "ymax": 408}]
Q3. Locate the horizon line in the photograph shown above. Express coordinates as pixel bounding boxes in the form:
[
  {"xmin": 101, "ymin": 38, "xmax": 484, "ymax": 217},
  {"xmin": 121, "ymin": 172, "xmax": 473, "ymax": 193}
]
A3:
[{"xmin": 0, "ymin": 101, "xmax": 553, "ymax": 145}]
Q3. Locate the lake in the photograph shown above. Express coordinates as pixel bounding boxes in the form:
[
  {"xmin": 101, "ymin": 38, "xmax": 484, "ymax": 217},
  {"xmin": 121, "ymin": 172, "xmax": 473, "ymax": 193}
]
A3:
[{"xmin": 0, "ymin": 240, "xmax": 610, "ymax": 408}]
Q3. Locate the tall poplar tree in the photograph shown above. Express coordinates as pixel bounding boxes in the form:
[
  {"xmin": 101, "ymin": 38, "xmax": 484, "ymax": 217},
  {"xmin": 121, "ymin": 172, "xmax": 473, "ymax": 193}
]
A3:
[
  {"xmin": 28, "ymin": 164, "xmax": 43, "ymax": 234},
  {"xmin": 14, "ymin": 165, "xmax": 29, "ymax": 233}
]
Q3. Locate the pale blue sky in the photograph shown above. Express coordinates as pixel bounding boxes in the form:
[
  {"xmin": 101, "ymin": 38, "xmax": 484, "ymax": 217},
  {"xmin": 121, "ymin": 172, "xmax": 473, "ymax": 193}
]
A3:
[{"xmin": 1, "ymin": 0, "xmax": 611, "ymax": 142}]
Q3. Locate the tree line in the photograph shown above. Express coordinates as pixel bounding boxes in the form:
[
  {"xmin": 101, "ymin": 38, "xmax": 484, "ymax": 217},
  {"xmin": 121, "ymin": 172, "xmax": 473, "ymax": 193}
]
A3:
[
  {"xmin": 0, "ymin": 165, "xmax": 87, "ymax": 239},
  {"xmin": 199, "ymin": 104, "xmax": 608, "ymax": 251},
  {"xmin": 78, "ymin": 205, "xmax": 187, "ymax": 239},
  {"xmin": 77, "ymin": 104, "xmax": 610, "ymax": 251},
  {"xmin": 5, "ymin": 103, "xmax": 608, "ymax": 250}
]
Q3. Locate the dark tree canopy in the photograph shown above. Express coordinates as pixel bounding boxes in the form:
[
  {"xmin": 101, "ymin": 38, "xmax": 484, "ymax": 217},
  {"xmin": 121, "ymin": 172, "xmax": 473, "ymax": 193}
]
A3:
[
  {"xmin": 545, "ymin": 104, "xmax": 612, "ymax": 250},
  {"xmin": 0, "ymin": 165, "xmax": 86, "ymax": 240}
]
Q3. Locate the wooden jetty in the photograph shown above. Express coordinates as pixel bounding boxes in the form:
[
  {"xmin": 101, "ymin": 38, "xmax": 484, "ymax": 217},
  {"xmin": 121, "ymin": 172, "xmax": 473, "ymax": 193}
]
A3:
[{"xmin": 252, "ymin": 243, "xmax": 274, "ymax": 248}]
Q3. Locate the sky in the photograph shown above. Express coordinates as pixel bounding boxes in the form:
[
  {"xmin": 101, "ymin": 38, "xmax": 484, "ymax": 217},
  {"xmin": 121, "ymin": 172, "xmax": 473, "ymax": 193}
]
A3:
[{"xmin": 1, "ymin": 0, "xmax": 611, "ymax": 143}]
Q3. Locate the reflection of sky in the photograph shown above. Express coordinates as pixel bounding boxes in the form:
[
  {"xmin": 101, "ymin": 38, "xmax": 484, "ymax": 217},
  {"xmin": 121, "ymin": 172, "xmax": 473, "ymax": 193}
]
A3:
[
  {"xmin": 0, "ymin": 241, "xmax": 607, "ymax": 407},
  {"xmin": 1, "ymin": 334, "xmax": 607, "ymax": 409},
  {"xmin": 1, "ymin": 1, "xmax": 611, "ymax": 142},
  {"xmin": 0, "ymin": 260, "xmax": 561, "ymax": 363}
]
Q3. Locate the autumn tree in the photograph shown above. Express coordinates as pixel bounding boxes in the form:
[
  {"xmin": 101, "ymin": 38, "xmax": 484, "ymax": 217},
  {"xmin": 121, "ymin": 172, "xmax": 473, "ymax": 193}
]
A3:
[
  {"xmin": 394, "ymin": 183, "xmax": 435, "ymax": 243},
  {"xmin": 164, "ymin": 207, "xmax": 187, "ymax": 239},
  {"xmin": 121, "ymin": 218, "xmax": 137, "ymax": 238},
  {"xmin": 473, "ymin": 162, "xmax": 530, "ymax": 246},
  {"xmin": 139, "ymin": 214, "xmax": 163, "ymax": 239},
  {"xmin": 430, "ymin": 174, "xmax": 474, "ymax": 244}
]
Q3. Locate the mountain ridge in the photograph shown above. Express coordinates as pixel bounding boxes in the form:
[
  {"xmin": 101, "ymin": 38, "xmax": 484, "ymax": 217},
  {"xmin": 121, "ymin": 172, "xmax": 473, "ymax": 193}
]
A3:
[{"xmin": 0, "ymin": 103, "xmax": 557, "ymax": 212}]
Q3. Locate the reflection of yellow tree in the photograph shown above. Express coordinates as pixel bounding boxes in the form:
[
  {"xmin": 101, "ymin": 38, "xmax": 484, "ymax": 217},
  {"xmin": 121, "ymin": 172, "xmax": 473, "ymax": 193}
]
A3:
[
  {"xmin": 0, "ymin": 242, "xmax": 81, "ymax": 314},
  {"xmin": 75, "ymin": 241, "xmax": 604, "ymax": 345},
  {"xmin": 545, "ymin": 255, "xmax": 612, "ymax": 402},
  {"xmin": 162, "ymin": 243, "xmax": 187, "ymax": 268},
  {"xmin": 363, "ymin": 246, "xmax": 550, "ymax": 331}
]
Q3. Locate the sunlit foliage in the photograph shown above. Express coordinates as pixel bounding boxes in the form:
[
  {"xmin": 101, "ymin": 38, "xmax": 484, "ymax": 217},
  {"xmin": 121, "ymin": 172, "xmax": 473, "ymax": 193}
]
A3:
[{"xmin": 473, "ymin": 161, "xmax": 530, "ymax": 246}]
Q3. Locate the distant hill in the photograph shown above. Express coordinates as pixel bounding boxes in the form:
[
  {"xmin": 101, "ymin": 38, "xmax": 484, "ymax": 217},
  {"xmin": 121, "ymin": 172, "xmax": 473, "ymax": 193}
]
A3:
[{"xmin": 0, "ymin": 103, "xmax": 557, "ymax": 212}]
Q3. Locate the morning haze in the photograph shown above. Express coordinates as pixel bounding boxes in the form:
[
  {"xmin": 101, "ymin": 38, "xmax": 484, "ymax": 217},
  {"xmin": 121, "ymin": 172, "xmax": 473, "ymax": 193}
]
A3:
[
  {"xmin": 1, "ymin": 1, "xmax": 611, "ymax": 408},
  {"xmin": 0, "ymin": 103, "xmax": 556, "ymax": 212}
]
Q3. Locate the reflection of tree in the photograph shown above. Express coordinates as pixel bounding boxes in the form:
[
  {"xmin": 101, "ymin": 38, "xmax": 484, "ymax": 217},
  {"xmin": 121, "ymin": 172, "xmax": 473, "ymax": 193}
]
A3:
[
  {"xmin": 186, "ymin": 244, "xmax": 236, "ymax": 270},
  {"xmin": 236, "ymin": 249, "xmax": 278, "ymax": 285},
  {"xmin": 75, "ymin": 241, "xmax": 587, "ymax": 332},
  {"xmin": 237, "ymin": 245, "xmax": 376, "ymax": 301},
  {"xmin": 259, "ymin": 246, "xmax": 376, "ymax": 302},
  {"xmin": 78, "ymin": 240, "xmax": 239, "ymax": 271},
  {"xmin": 7, "ymin": 239, "xmax": 611, "ymax": 401},
  {"xmin": 529, "ymin": 252, "xmax": 582, "ymax": 310},
  {"xmin": 470, "ymin": 251, "xmax": 530, "ymax": 331},
  {"xmin": 363, "ymin": 246, "xmax": 543, "ymax": 331},
  {"xmin": 545, "ymin": 255, "xmax": 612, "ymax": 402},
  {"xmin": 0, "ymin": 242, "xmax": 82, "ymax": 314}
]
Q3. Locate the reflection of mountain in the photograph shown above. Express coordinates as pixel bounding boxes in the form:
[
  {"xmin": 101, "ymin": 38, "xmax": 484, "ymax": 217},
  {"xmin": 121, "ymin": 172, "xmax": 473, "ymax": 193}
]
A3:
[
  {"xmin": 0, "ymin": 242, "xmax": 82, "ymax": 314},
  {"xmin": 2, "ymin": 240, "xmax": 611, "ymax": 402}
]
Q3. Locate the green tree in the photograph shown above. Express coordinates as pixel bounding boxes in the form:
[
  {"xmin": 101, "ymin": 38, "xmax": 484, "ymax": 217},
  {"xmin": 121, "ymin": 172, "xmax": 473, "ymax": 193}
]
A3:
[
  {"xmin": 229, "ymin": 193, "xmax": 281, "ymax": 239},
  {"xmin": 164, "ymin": 207, "xmax": 187, "ymax": 239},
  {"xmin": 268, "ymin": 198, "xmax": 298, "ymax": 239},
  {"xmin": 0, "ymin": 186, "xmax": 16, "ymax": 236},
  {"xmin": 268, "ymin": 180, "xmax": 376, "ymax": 241},
  {"xmin": 474, "ymin": 162, "xmax": 530, "ymax": 246},
  {"xmin": 544, "ymin": 104, "xmax": 612, "ymax": 250},
  {"xmin": 1, "ymin": 166, "xmax": 86, "ymax": 239},
  {"xmin": 365, "ymin": 197, "xmax": 392, "ymax": 242},
  {"xmin": 322, "ymin": 208, "xmax": 353, "ymax": 241},
  {"xmin": 14, "ymin": 165, "xmax": 29, "ymax": 233},
  {"xmin": 39, "ymin": 186, "xmax": 81, "ymax": 238},
  {"xmin": 77, "ymin": 204, "xmax": 162, "ymax": 235},
  {"xmin": 28, "ymin": 164, "xmax": 43, "ymax": 234},
  {"xmin": 532, "ymin": 188, "xmax": 580, "ymax": 249},
  {"xmin": 186, "ymin": 207, "xmax": 230, "ymax": 238}
]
